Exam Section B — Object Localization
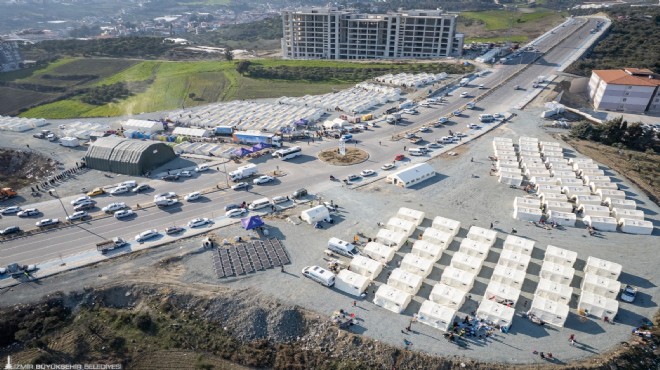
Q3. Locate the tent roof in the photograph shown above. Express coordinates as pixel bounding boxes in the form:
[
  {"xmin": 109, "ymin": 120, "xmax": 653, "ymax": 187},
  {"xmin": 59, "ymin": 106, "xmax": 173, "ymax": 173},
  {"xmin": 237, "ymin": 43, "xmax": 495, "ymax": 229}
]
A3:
[
  {"xmin": 172, "ymin": 127, "xmax": 209, "ymax": 137},
  {"xmin": 363, "ymin": 242, "xmax": 395, "ymax": 261},
  {"xmin": 477, "ymin": 300, "xmax": 515, "ymax": 326},
  {"xmin": 388, "ymin": 268, "xmax": 423, "ymax": 289},
  {"xmin": 301, "ymin": 205, "xmax": 330, "ymax": 219},
  {"xmin": 585, "ymin": 256, "xmax": 622, "ymax": 278},
  {"xmin": 350, "ymin": 255, "xmax": 382, "ymax": 271},
  {"xmin": 422, "ymin": 227, "xmax": 452, "ymax": 244},
  {"xmin": 387, "ymin": 163, "xmax": 436, "ymax": 184},
  {"xmin": 419, "ymin": 300, "xmax": 456, "ymax": 322},
  {"xmin": 485, "ymin": 281, "xmax": 521, "ymax": 302},
  {"xmin": 337, "ymin": 269, "xmax": 370, "ymax": 288},
  {"xmin": 544, "ymin": 245, "xmax": 578, "ymax": 266},
  {"xmin": 441, "ymin": 266, "xmax": 476, "ymax": 286},
  {"xmin": 535, "ymin": 278, "xmax": 573, "ymax": 300},
  {"xmin": 375, "ymin": 284, "xmax": 411, "ymax": 305},
  {"xmin": 430, "ymin": 283, "xmax": 467, "ymax": 303},
  {"xmin": 241, "ymin": 215, "xmax": 264, "ymax": 230},
  {"xmin": 530, "ymin": 295, "xmax": 570, "ymax": 316}
]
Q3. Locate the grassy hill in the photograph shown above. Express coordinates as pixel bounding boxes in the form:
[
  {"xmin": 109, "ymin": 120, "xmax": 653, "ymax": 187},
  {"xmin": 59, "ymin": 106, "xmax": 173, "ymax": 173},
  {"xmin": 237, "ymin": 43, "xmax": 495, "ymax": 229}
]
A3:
[{"xmin": 459, "ymin": 8, "xmax": 566, "ymax": 43}]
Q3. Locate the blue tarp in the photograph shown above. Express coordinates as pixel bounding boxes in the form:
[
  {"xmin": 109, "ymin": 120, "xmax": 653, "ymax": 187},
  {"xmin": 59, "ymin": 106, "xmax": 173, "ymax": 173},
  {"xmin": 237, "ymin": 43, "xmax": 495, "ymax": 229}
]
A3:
[
  {"xmin": 241, "ymin": 215, "xmax": 264, "ymax": 230},
  {"xmin": 295, "ymin": 118, "xmax": 309, "ymax": 126},
  {"xmin": 251, "ymin": 142, "xmax": 272, "ymax": 151},
  {"xmin": 232, "ymin": 147, "xmax": 253, "ymax": 157}
]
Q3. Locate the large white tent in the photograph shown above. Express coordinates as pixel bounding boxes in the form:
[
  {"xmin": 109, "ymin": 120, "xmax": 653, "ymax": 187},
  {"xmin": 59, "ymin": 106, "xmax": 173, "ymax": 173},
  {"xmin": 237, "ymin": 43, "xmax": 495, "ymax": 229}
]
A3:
[
  {"xmin": 349, "ymin": 255, "xmax": 383, "ymax": 280},
  {"xmin": 440, "ymin": 266, "xmax": 476, "ymax": 292},
  {"xmin": 497, "ymin": 249, "xmax": 531, "ymax": 271},
  {"xmin": 528, "ymin": 296, "xmax": 569, "ymax": 328},
  {"xmin": 543, "ymin": 245, "xmax": 577, "ymax": 267},
  {"xmin": 618, "ymin": 218, "xmax": 654, "ymax": 235},
  {"xmin": 400, "ymin": 253, "xmax": 435, "ymax": 278},
  {"xmin": 431, "ymin": 216, "xmax": 461, "ymax": 237},
  {"xmin": 376, "ymin": 228, "xmax": 408, "ymax": 249},
  {"xmin": 502, "ymin": 235, "xmax": 535, "ymax": 256},
  {"xmin": 534, "ymin": 278, "xmax": 573, "ymax": 304},
  {"xmin": 373, "ymin": 285, "xmax": 412, "ymax": 314},
  {"xmin": 450, "ymin": 251, "xmax": 484, "ymax": 274},
  {"xmin": 491, "ymin": 265, "xmax": 526, "ymax": 288},
  {"xmin": 387, "ymin": 268, "xmax": 424, "ymax": 295},
  {"xmin": 411, "ymin": 240, "xmax": 445, "ymax": 262},
  {"xmin": 397, "ymin": 207, "xmax": 425, "ymax": 226},
  {"xmin": 121, "ymin": 119, "xmax": 162, "ymax": 135},
  {"xmin": 578, "ymin": 291, "xmax": 619, "ymax": 320},
  {"xmin": 429, "ymin": 283, "xmax": 467, "ymax": 309},
  {"xmin": 476, "ymin": 300, "xmax": 515, "ymax": 330},
  {"xmin": 539, "ymin": 261, "xmax": 575, "ymax": 284},
  {"xmin": 422, "ymin": 228, "xmax": 453, "ymax": 248},
  {"xmin": 334, "ymin": 270, "xmax": 371, "ymax": 297},
  {"xmin": 363, "ymin": 242, "xmax": 396, "ymax": 264},
  {"xmin": 417, "ymin": 300, "xmax": 457, "ymax": 332},
  {"xmin": 583, "ymin": 216, "xmax": 618, "ymax": 232},
  {"xmin": 458, "ymin": 238, "xmax": 490, "ymax": 260},
  {"xmin": 484, "ymin": 281, "xmax": 521, "ymax": 306},
  {"xmin": 386, "ymin": 163, "xmax": 436, "ymax": 188},
  {"xmin": 300, "ymin": 205, "xmax": 330, "ymax": 224},
  {"xmin": 584, "ymin": 256, "xmax": 622, "ymax": 280},
  {"xmin": 466, "ymin": 226, "xmax": 497, "ymax": 247},
  {"xmin": 580, "ymin": 273, "xmax": 621, "ymax": 299},
  {"xmin": 386, "ymin": 217, "xmax": 417, "ymax": 237},
  {"xmin": 172, "ymin": 127, "xmax": 211, "ymax": 137}
]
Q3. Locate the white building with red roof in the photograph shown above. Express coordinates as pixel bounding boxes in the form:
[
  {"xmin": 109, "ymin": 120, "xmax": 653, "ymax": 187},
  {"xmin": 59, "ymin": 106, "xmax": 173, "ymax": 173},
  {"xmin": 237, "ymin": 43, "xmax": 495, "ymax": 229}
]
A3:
[{"xmin": 588, "ymin": 68, "xmax": 660, "ymax": 113}]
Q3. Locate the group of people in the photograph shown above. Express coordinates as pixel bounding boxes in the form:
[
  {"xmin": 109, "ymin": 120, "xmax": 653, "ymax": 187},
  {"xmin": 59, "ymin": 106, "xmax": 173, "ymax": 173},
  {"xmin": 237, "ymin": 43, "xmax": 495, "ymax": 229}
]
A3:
[{"xmin": 30, "ymin": 161, "xmax": 86, "ymax": 194}]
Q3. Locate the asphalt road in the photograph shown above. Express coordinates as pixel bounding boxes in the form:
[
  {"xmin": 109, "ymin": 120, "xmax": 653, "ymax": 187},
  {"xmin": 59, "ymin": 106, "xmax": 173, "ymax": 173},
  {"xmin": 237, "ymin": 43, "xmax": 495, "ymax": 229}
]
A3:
[{"xmin": 0, "ymin": 17, "xmax": 601, "ymax": 267}]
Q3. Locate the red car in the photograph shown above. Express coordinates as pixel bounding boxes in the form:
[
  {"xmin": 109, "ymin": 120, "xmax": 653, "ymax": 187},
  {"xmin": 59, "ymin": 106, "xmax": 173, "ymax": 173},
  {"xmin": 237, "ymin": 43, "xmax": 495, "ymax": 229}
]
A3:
[{"xmin": 395, "ymin": 154, "xmax": 405, "ymax": 161}]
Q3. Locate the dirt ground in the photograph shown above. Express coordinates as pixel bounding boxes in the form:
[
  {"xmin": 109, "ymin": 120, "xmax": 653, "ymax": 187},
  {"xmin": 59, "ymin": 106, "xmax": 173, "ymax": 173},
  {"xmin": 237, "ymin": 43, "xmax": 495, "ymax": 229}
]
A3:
[{"xmin": 0, "ymin": 148, "xmax": 57, "ymax": 190}]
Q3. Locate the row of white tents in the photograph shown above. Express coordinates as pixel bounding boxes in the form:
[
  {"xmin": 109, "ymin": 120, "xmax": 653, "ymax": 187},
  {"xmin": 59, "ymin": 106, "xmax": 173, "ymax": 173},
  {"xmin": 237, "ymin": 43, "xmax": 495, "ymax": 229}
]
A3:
[
  {"xmin": 173, "ymin": 141, "xmax": 234, "ymax": 157},
  {"xmin": 374, "ymin": 72, "xmax": 448, "ymax": 88},
  {"xmin": 278, "ymin": 85, "xmax": 400, "ymax": 114},
  {"xmin": 60, "ymin": 121, "xmax": 112, "ymax": 140},
  {"xmin": 0, "ymin": 116, "xmax": 48, "ymax": 132}
]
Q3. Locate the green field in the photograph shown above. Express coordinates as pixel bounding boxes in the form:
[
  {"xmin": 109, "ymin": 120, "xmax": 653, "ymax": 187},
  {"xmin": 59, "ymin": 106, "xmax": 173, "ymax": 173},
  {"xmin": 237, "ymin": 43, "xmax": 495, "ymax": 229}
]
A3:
[
  {"xmin": 461, "ymin": 9, "xmax": 559, "ymax": 31},
  {"xmin": 465, "ymin": 35, "xmax": 529, "ymax": 44}
]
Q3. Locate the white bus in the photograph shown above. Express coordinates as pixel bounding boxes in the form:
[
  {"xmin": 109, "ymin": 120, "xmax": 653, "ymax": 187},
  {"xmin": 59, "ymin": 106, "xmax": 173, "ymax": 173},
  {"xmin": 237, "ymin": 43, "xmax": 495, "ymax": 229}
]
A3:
[{"xmin": 275, "ymin": 146, "xmax": 302, "ymax": 160}]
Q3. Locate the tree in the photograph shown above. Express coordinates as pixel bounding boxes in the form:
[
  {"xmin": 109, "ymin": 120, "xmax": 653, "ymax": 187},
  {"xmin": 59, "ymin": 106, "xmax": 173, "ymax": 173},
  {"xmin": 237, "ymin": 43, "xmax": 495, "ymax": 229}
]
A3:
[
  {"xmin": 188, "ymin": 92, "xmax": 196, "ymax": 100},
  {"xmin": 600, "ymin": 116, "xmax": 625, "ymax": 145},
  {"xmin": 224, "ymin": 48, "xmax": 234, "ymax": 61},
  {"xmin": 235, "ymin": 60, "xmax": 251, "ymax": 75}
]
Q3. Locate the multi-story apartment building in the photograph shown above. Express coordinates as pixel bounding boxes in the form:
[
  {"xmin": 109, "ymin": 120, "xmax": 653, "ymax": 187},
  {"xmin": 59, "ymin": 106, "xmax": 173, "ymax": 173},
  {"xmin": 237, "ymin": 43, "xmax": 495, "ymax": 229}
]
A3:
[
  {"xmin": 0, "ymin": 39, "xmax": 22, "ymax": 72},
  {"xmin": 281, "ymin": 8, "xmax": 463, "ymax": 60},
  {"xmin": 588, "ymin": 68, "xmax": 660, "ymax": 114}
]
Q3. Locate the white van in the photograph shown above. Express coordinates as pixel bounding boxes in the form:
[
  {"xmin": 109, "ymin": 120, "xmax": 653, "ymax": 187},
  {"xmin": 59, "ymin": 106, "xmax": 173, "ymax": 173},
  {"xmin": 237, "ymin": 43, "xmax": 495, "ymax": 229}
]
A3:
[
  {"xmin": 248, "ymin": 197, "xmax": 272, "ymax": 210},
  {"xmin": 439, "ymin": 136, "xmax": 454, "ymax": 144},
  {"xmin": 328, "ymin": 237, "xmax": 360, "ymax": 258},
  {"xmin": 409, "ymin": 148, "xmax": 425, "ymax": 156},
  {"xmin": 302, "ymin": 265, "xmax": 336, "ymax": 287}
]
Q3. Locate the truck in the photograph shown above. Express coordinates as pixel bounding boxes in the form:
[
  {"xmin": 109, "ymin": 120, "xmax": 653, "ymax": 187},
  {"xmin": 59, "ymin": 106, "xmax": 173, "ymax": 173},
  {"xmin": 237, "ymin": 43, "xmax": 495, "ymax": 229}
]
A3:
[
  {"xmin": 0, "ymin": 188, "xmax": 17, "ymax": 201},
  {"xmin": 459, "ymin": 78, "xmax": 470, "ymax": 87},
  {"xmin": 96, "ymin": 237, "xmax": 128, "ymax": 254},
  {"xmin": 232, "ymin": 130, "xmax": 282, "ymax": 148},
  {"xmin": 385, "ymin": 113, "xmax": 402, "ymax": 124},
  {"xmin": 214, "ymin": 126, "xmax": 234, "ymax": 136},
  {"xmin": 229, "ymin": 163, "xmax": 258, "ymax": 181}
]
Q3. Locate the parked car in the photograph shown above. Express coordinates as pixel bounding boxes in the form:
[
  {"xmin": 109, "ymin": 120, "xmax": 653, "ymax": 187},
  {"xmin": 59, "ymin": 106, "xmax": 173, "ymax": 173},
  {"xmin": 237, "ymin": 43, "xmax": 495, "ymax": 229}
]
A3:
[
  {"xmin": 345, "ymin": 174, "xmax": 360, "ymax": 182},
  {"xmin": 110, "ymin": 186, "xmax": 130, "ymax": 195},
  {"xmin": 17, "ymin": 208, "xmax": 40, "ymax": 217},
  {"xmin": 460, "ymin": 92, "xmax": 469, "ymax": 98},
  {"xmin": 132, "ymin": 184, "xmax": 151, "ymax": 193},
  {"xmin": 184, "ymin": 191, "xmax": 201, "ymax": 201},
  {"xmin": 1, "ymin": 206, "xmax": 21, "ymax": 215},
  {"xmin": 165, "ymin": 226, "xmax": 185, "ymax": 235},
  {"xmin": 231, "ymin": 182, "xmax": 249, "ymax": 190},
  {"xmin": 226, "ymin": 208, "xmax": 247, "ymax": 217},
  {"xmin": 272, "ymin": 196, "xmax": 288, "ymax": 204},
  {"xmin": 161, "ymin": 174, "xmax": 179, "ymax": 181},
  {"xmin": 394, "ymin": 154, "xmax": 405, "ymax": 161},
  {"xmin": 188, "ymin": 218, "xmax": 212, "ymax": 228},
  {"xmin": 418, "ymin": 126, "xmax": 430, "ymax": 133},
  {"xmin": 177, "ymin": 170, "xmax": 193, "ymax": 177},
  {"xmin": 453, "ymin": 110, "xmax": 462, "ymax": 116},
  {"xmin": 360, "ymin": 169, "xmax": 376, "ymax": 177},
  {"xmin": 291, "ymin": 188, "xmax": 308, "ymax": 199},
  {"xmin": 36, "ymin": 218, "xmax": 60, "ymax": 228},
  {"xmin": 381, "ymin": 163, "xmax": 396, "ymax": 170},
  {"xmin": 71, "ymin": 196, "xmax": 92, "ymax": 206},
  {"xmin": 102, "ymin": 202, "xmax": 126, "ymax": 213},
  {"xmin": 195, "ymin": 164, "xmax": 210, "ymax": 172},
  {"xmin": 467, "ymin": 123, "xmax": 481, "ymax": 129},
  {"xmin": 224, "ymin": 203, "xmax": 241, "ymax": 211},
  {"xmin": 153, "ymin": 192, "xmax": 177, "ymax": 200},
  {"xmin": 66, "ymin": 211, "xmax": 89, "ymax": 221},
  {"xmin": 621, "ymin": 285, "xmax": 637, "ymax": 303},
  {"xmin": 0, "ymin": 226, "xmax": 21, "ymax": 236},
  {"xmin": 135, "ymin": 229, "xmax": 159, "ymax": 242},
  {"xmin": 87, "ymin": 187, "xmax": 105, "ymax": 197},
  {"xmin": 114, "ymin": 209, "xmax": 135, "ymax": 219},
  {"xmin": 253, "ymin": 175, "xmax": 275, "ymax": 185}
]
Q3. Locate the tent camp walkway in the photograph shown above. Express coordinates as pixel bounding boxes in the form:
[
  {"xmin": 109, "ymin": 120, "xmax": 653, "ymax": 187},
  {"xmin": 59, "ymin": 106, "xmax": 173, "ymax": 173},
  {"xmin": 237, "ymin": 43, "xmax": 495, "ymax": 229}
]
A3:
[{"xmin": 212, "ymin": 238, "xmax": 291, "ymax": 278}]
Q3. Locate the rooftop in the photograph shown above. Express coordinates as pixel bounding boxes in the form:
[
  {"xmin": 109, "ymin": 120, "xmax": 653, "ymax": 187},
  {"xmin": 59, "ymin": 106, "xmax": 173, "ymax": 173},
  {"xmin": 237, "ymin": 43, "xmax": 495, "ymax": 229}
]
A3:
[{"xmin": 593, "ymin": 68, "xmax": 660, "ymax": 87}]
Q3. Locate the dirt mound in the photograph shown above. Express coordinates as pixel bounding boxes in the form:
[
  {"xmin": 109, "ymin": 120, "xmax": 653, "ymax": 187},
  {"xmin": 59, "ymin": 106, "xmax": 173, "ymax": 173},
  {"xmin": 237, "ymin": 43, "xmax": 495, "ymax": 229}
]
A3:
[
  {"xmin": 317, "ymin": 147, "xmax": 369, "ymax": 166},
  {"xmin": 0, "ymin": 148, "xmax": 56, "ymax": 188}
]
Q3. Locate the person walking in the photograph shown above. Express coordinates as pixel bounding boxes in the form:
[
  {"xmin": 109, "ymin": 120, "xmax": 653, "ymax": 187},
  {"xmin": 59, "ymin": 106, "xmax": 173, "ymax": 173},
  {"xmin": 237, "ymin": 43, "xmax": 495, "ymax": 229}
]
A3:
[
  {"xmin": 569, "ymin": 334, "xmax": 575, "ymax": 346},
  {"xmin": 490, "ymin": 222, "xmax": 494, "ymax": 229},
  {"xmin": 353, "ymin": 300, "xmax": 356, "ymax": 307}
]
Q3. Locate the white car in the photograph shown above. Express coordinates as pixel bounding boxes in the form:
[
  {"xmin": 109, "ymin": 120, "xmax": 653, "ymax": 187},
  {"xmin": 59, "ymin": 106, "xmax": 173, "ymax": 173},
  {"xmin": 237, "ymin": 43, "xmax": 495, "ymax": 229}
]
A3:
[
  {"xmin": 71, "ymin": 196, "xmax": 92, "ymax": 206},
  {"xmin": 381, "ymin": 163, "xmax": 395, "ymax": 170},
  {"xmin": 225, "ymin": 208, "xmax": 247, "ymax": 217},
  {"xmin": 153, "ymin": 192, "xmax": 177, "ymax": 201},
  {"xmin": 102, "ymin": 202, "xmax": 126, "ymax": 213},
  {"xmin": 36, "ymin": 218, "xmax": 59, "ymax": 227},
  {"xmin": 66, "ymin": 211, "xmax": 89, "ymax": 221},
  {"xmin": 478, "ymin": 84, "xmax": 485, "ymax": 89},
  {"xmin": 404, "ymin": 133, "xmax": 416, "ymax": 139},
  {"xmin": 346, "ymin": 174, "xmax": 360, "ymax": 182},
  {"xmin": 110, "ymin": 186, "xmax": 130, "ymax": 195},
  {"xmin": 184, "ymin": 191, "xmax": 201, "ymax": 201},
  {"xmin": 467, "ymin": 124, "xmax": 481, "ymax": 129},
  {"xmin": 17, "ymin": 208, "xmax": 40, "ymax": 217},
  {"xmin": 360, "ymin": 169, "xmax": 376, "ymax": 177},
  {"xmin": 493, "ymin": 113, "xmax": 504, "ymax": 119},
  {"xmin": 455, "ymin": 132, "xmax": 468, "ymax": 138},
  {"xmin": 188, "ymin": 218, "xmax": 212, "ymax": 228},
  {"xmin": 253, "ymin": 175, "xmax": 274, "ymax": 185},
  {"xmin": 177, "ymin": 170, "xmax": 193, "ymax": 177},
  {"xmin": 1, "ymin": 206, "xmax": 22, "ymax": 215},
  {"xmin": 403, "ymin": 108, "xmax": 418, "ymax": 115},
  {"xmin": 437, "ymin": 117, "xmax": 448, "ymax": 124},
  {"xmin": 231, "ymin": 182, "xmax": 249, "ymax": 190},
  {"xmin": 460, "ymin": 92, "xmax": 469, "ymax": 98},
  {"xmin": 114, "ymin": 209, "xmax": 135, "ymax": 219},
  {"xmin": 418, "ymin": 126, "xmax": 430, "ymax": 133},
  {"xmin": 272, "ymin": 196, "xmax": 288, "ymax": 204},
  {"xmin": 356, "ymin": 124, "xmax": 368, "ymax": 130},
  {"xmin": 135, "ymin": 229, "xmax": 159, "ymax": 242},
  {"xmin": 194, "ymin": 164, "xmax": 210, "ymax": 172},
  {"xmin": 132, "ymin": 184, "xmax": 151, "ymax": 193},
  {"xmin": 453, "ymin": 110, "xmax": 462, "ymax": 116},
  {"xmin": 426, "ymin": 142, "xmax": 442, "ymax": 149}
]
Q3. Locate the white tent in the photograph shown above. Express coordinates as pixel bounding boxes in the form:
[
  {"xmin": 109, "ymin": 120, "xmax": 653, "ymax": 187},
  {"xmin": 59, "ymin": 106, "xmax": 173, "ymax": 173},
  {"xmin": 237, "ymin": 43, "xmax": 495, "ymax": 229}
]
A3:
[
  {"xmin": 300, "ymin": 205, "xmax": 330, "ymax": 224},
  {"xmin": 528, "ymin": 296, "xmax": 569, "ymax": 328},
  {"xmin": 363, "ymin": 242, "xmax": 396, "ymax": 264},
  {"xmin": 513, "ymin": 206, "xmax": 543, "ymax": 222},
  {"xmin": 397, "ymin": 207, "xmax": 425, "ymax": 226},
  {"xmin": 476, "ymin": 300, "xmax": 515, "ymax": 330},
  {"xmin": 582, "ymin": 175, "xmax": 611, "ymax": 185},
  {"xmin": 376, "ymin": 228, "xmax": 408, "ymax": 249},
  {"xmin": 536, "ymin": 185, "xmax": 563, "ymax": 194},
  {"xmin": 578, "ymin": 291, "xmax": 619, "ymax": 320},
  {"xmin": 499, "ymin": 173, "xmax": 523, "ymax": 186},
  {"xmin": 387, "ymin": 268, "xmax": 423, "ymax": 295},
  {"xmin": 349, "ymin": 255, "xmax": 383, "ymax": 280},
  {"xmin": 386, "ymin": 163, "xmax": 436, "ymax": 188},
  {"xmin": 583, "ymin": 216, "xmax": 618, "ymax": 232},
  {"xmin": 580, "ymin": 273, "xmax": 621, "ymax": 299},
  {"xmin": 491, "ymin": 265, "xmax": 526, "ymax": 288},
  {"xmin": 422, "ymin": 228, "xmax": 453, "ymax": 248},
  {"xmin": 386, "ymin": 217, "xmax": 417, "ymax": 236},
  {"xmin": 334, "ymin": 270, "xmax": 371, "ymax": 297},
  {"xmin": 589, "ymin": 181, "xmax": 618, "ymax": 193},
  {"xmin": 534, "ymin": 278, "xmax": 572, "ymax": 304},
  {"xmin": 466, "ymin": 226, "xmax": 497, "ymax": 247},
  {"xmin": 577, "ymin": 168, "xmax": 605, "ymax": 177},
  {"xmin": 400, "ymin": 253, "xmax": 435, "ymax": 278},
  {"xmin": 544, "ymin": 245, "xmax": 577, "ymax": 267},
  {"xmin": 618, "ymin": 218, "xmax": 653, "ymax": 235},
  {"xmin": 543, "ymin": 200, "xmax": 573, "ymax": 213},
  {"xmin": 530, "ymin": 176, "xmax": 558, "ymax": 186},
  {"xmin": 568, "ymin": 157, "xmax": 593, "ymax": 166},
  {"xmin": 417, "ymin": 300, "xmax": 456, "ymax": 332},
  {"xmin": 577, "ymin": 204, "xmax": 611, "ymax": 218},
  {"xmin": 484, "ymin": 281, "xmax": 521, "ymax": 306},
  {"xmin": 547, "ymin": 210, "xmax": 576, "ymax": 227},
  {"xmin": 612, "ymin": 208, "xmax": 645, "ymax": 222},
  {"xmin": 515, "ymin": 197, "xmax": 541, "ymax": 209},
  {"xmin": 431, "ymin": 216, "xmax": 461, "ymax": 236},
  {"xmin": 121, "ymin": 119, "xmax": 162, "ymax": 134},
  {"xmin": 539, "ymin": 192, "xmax": 568, "ymax": 203},
  {"xmin": 450, "ymin": 251, "xmax": 484, "ymax": 274},
  {"xmin": 502, "ymin": 235, "xmax": 535, "ymax": 256},
  {"xmin": 458, "ymin": 238, "xmax": 490, "ymax": 260},
  {"xmin": 440, "ymin": 266, "xmax": 476, "ymax": 292},
  {"xmin": 539, "ymin": 261, "xmax": 575, "ymax": 284},
  {"xmin": 497, "ymin": 249, "xmax": 531, "ymax": 271},
  {"xmin": 585, "ymin": 256, "xmax": 622, "ymax": 280},
  {"xmin": 562, "ymin": 185, "xmax": 591, "ymax": 198},
  {"xmin": 603, "ymin": 197, "xmax": 636, "ymax": 210},
  {"xmin": 172, "ymin": 127, "xmax": 211, "ymax": 137},
  {"xmin": 429, "ymin": 283, "xmax": 467, "ymax": 309},
  {"xmin": 411, "ymin": 240, "xmax": 445, "ymax": 262},
  {"xmin": 373, "ymin": 284, "xmax": 412, "ymax": 314},
  {"xmin": 557, "ymin": 177, "xmax": 583, "ymax": 186},
  {"xmin": 596, "ymin": 189, "xmax": 626, "ymax": 200},
  {"xmin": 572, "ymin": 195, "xmax": 603, "ymax": 206}
]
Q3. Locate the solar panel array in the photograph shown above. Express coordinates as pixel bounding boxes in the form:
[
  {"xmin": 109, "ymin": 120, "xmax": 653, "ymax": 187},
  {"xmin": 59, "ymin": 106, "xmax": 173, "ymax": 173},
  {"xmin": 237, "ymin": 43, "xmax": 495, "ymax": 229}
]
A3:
[{"xmin": 212, "ymin": 238, "xmax": 290, "ymax": 278}]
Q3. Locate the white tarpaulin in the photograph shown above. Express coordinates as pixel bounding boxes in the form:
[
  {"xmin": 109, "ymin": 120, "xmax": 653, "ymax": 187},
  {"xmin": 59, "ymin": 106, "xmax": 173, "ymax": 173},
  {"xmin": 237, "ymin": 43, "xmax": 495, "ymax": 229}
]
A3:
[
  {"xmin": 417, "ymin": 300, "xmax": 456, "ymax": 332},
  {"xmin": 543, "ymin": 245, "xmax": 577, "ymax": 267},
  {"xmin": 400, "ymin": 254, "xmax": 435, "ymax": 278},
  {"xmin": 534, "ymin": 278, "xmax": 572, "ymax": 304},
  {"xmin": 578, "ymin": 291, "xmax": 619, "ymax": 320},
  {"xmin": 466, "ymin": 226, "xmax": 497, "ymax": 247},
  {"xmin": 334, "ymin": 270, "xmax": 371, "ymax": 297},
  {"xmin": 497, "ymin": 249, "xmax": 531, "ymax": 271},
  {"xmin": 528, "ymin": 295, "xmax": 569, "ymax": 328},
  {"xmin": 597, "ymin": 189, "xmax": 626, "ymax": 200},
  {"xmin": 363, "ymin": 242, "xmax": 396, "ymax": 264},
  {"xmin": 450, "ymin": 251, "xmax": 484, "ymax": 274},
  {"xmin": 585, "ymin": 256, "xmax": 622, "ymax": 280},
  {"xmin": 572, "ymin": 195, "xmax": 603, "ymax": 206},
  {"xmin": 431, "ymin": 216, "xmax": 461, "ymax": 237},
  {"xmin": 397, "ymin": 207, "xmax": 425, "ymax": 226},
  {"xmin": 440, "ymin": 266, "xmax": 476, "ymax": 292},
  {"xmin": 484, "ymin": 281, "xmax": 521, "ymax": 306},
  {"xmin": 376, "ymin": 228, "xmax": 408, "ymax": 249},
  {"xmin": 373, "ymin": 285, "xmax": 412, "ymax": 314},
  {"xmin": 476, "ymin": 300, "xmax": 515, "ymax": 329},
  {"xmin": 491, "ymin": 265, "xmax": 526, "ymax": 288},
  {"xmin": 349, "ymin": 255, "xmax": 383, "ymax": 280},
  {"xmin": 386, "ymin": 217, "xmax": 417, "ymax": 236},
  {"xmin": 121, "ymin": 119, "xmax": 162, "ymax": 134},
  {"xmin": 539, "ymin": 192, "xmax": 568, "ymax": 203},
  {"xmin": 502, "ymin": 235, "xmax": 535, "ymax": 256},
  {"xmin": 422, "ymin": 228, "xmax": 453, "ymax": 248},
  {"xmin": 411, "ymin": 240, "xmax": 445, "ymax": 262},
  {"xmin": 580, "ymin": 273, "xmax": 621, "ymax": 299},
  {"xmin": 387, "ymin": 268, "xmax": 423, "ymax": 295},
  {"xmin": 539, "ymin": 261, "xmax": 575, "ymax": 284},
  {"xmin": 429, "ymin": 283, "xmax": 467, "ymax": 309},
  {"xmin": 458, "ymin": 238, "xmax": 490, "ymax": 260}
]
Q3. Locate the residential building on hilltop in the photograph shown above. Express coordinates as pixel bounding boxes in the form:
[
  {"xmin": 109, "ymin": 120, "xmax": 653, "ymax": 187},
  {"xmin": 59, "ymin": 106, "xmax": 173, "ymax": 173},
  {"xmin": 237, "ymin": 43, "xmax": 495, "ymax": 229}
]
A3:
[
  {"xmin": 281, "ymin": 8, "xmax": 463, "ymax": 60},
  {"xmin": 588, "ymin": 68, "xmax": 660, "ymax": 113},
  {"xmin": 0, "ymin": 39, "xmax": 22, "ymax": 72}
]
